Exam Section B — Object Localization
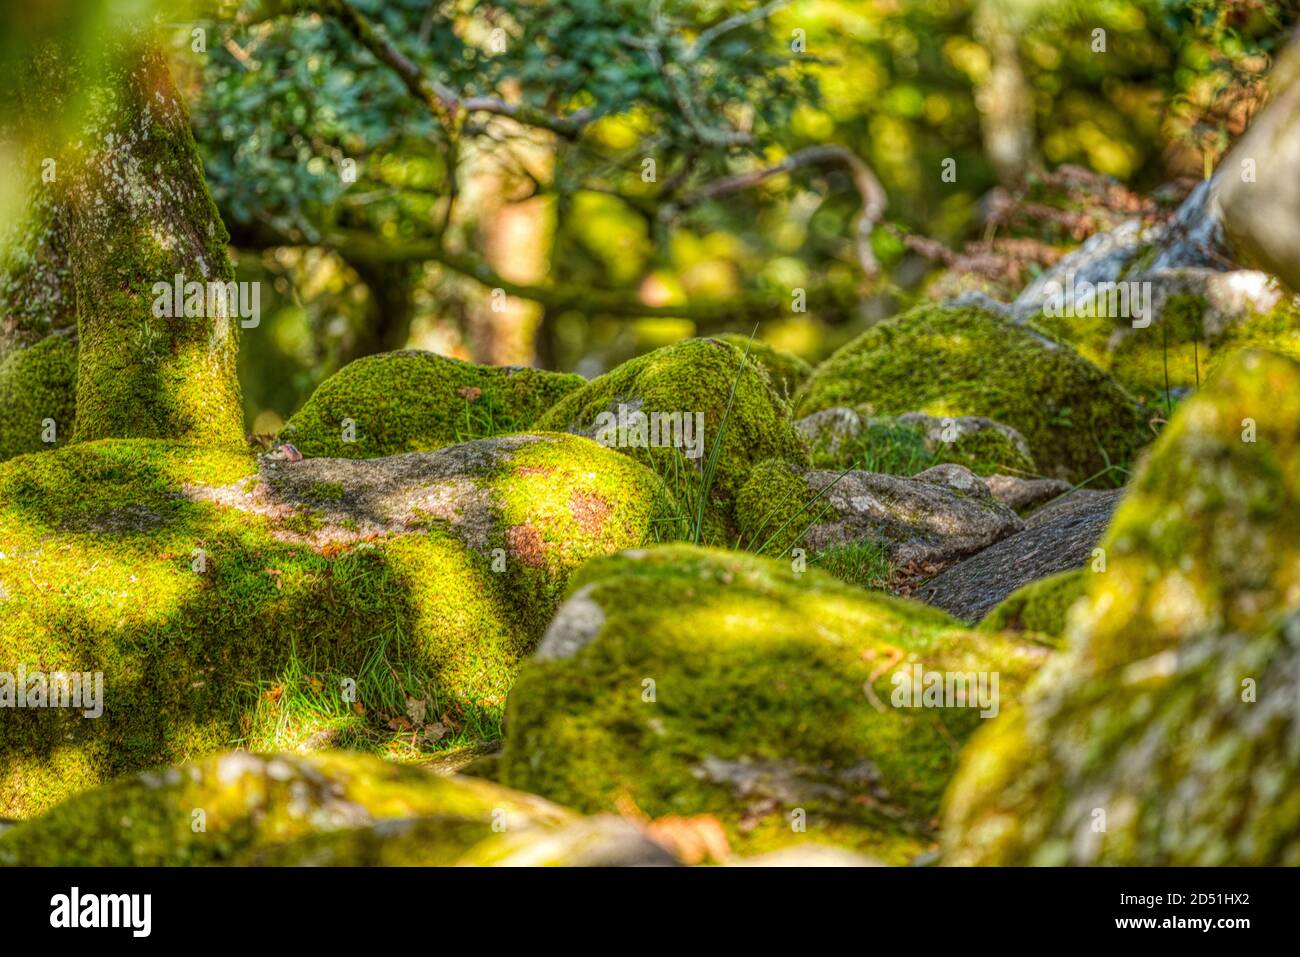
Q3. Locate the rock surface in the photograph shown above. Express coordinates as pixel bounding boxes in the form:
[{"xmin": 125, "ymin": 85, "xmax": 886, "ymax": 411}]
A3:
[
  {"xmin": 736, "ymin": 460, "xmax": 1024, "ymax": 565},
  {"xmin": 913, "ymin": 489, "xmax": 1121, "ymax": 623}
]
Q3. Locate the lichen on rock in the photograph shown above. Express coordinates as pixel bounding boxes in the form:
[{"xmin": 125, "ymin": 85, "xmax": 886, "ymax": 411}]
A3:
[
  {"xmin": 735, "ymin": 458, "xmax": 1024, "ymax": 566},
  {"xmin": 497, "ymin": 545, "xmax": 1052, "ymax": 863},
  {"xmin": 943, "ymin": 349, "xmax": 1300, "ymax": 865},
  {"xmin": 280, "ymin": 349, "xmax": 586, "ymax": 459}
]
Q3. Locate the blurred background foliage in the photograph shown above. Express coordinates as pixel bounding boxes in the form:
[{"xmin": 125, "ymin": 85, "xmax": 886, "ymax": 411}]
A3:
[{"xmin": 3, "ymin": 0, "xmax": 1298, "ymax": 433}]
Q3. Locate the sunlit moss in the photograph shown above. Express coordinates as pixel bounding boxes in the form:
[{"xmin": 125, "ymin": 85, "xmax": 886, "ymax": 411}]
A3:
[
  {"xmin": 281, "ymin": 350, "xmax": 585, "ymax": 458},
  {"xmin": 0, "ymin": 335, "xmax": 77, "ymax": 461},
  {"xmin": 0, "ymin": 751, "xmax": 573, "ymax": 865},
  {"xmin": 535, "ymin": 337, "xmax": 809, "ymax": 532},
  {"xmin": 793, "ymin": 304, "xmax": 1146, "ymax": 483},
  {"xmin": 498, "ymin": 545, "xmax": 1052, "ymax": 862},
  {"xmin": 0, "ymin": 433, "xmax": 672, "ymax": 817}
]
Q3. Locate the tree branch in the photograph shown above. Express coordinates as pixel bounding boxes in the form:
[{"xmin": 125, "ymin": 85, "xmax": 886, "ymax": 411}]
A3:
[
  {"xmin": 309, "ymin": 0, "xmax": 592, "ymax": 137},
  {"xmin": 224, "ymin": 217, "xmax": 847, "ymax": 324},
  {"xmin": 664, "ymin": 145, "xmax": 887, "ymax": 276}
]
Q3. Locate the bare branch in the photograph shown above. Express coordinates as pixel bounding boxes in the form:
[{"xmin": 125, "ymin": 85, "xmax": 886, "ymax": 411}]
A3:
[{"xmin": 686, "ymin": 0, "xmax": 794, "ymax": 62}]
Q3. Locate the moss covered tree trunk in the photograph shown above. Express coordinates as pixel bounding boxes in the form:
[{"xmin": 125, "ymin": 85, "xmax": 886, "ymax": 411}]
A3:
[{"xmin": 38, "ymin": 35, "xmax": 245, "ymax": 446}]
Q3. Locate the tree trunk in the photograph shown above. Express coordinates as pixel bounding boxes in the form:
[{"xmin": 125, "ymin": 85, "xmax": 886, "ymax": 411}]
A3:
[
  {"xmin": 34, "ymin": 33, "xmax": 245, "ymax": 446},
  {"xmin": 973, "ymin": 2, "xmax": 1039, "ymax": 187}
]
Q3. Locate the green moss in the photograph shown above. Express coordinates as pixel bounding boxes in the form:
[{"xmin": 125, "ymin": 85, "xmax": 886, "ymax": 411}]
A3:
[
  {"xmin": 977, "ymin": 569, "xmax": 1086, "ymax": 643},
  {"xmin": 944, "ymin": 349, "xmax": 1300, "ymax": 865},
  {"xmin": 498, "ymin": 545, "xmax": 1051, "ymax": 863},
  {"xmin": 306, "ymin": 481, "xmax": 346, "ymax": 501},
  {"xmin": 793, "ymin": 304, "xmax": 1146, "ymax": 483},
  {"xmin": 535, "ymin": 338, "xmax": 809, "ymax": 534},
  {"xmin": 714, "ymin": 334, "xmax": 814, "ymax": 398},
  {"xmin": 0, "ymin": 433, "xmax": 672, "ymax": 817},
  {"xmin": 0, "ymin": 751, "xmax": 572, "ymax": 865},
  {"xmin": 281, "ymin": 350, "xmax": 585, "ymax": 458},
  {"xmin": 734, "ymin": 458, "xmax": 816, "ymax": 555},
  {"xmin": 811, "ymin": 417, "xmax": 1036, "ymax": 477},
  {"xmin": 0, "ymin": 335, "xmax": 78, "ymax": 461}
]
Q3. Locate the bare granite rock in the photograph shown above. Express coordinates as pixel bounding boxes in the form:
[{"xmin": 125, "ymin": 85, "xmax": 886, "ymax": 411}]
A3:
[
  {"xmin": 912, "ymin": 488, "xmax": 1122, "ymax": 622},
  {"xmin": 802, "ymin": 464, "xmax": 1024, "ymax": 565}
]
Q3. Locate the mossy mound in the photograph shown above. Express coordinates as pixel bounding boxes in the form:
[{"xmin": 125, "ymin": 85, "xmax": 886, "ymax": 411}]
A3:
[
  {"xmin": 977, "ymin": 569, "xmax": 1086, "ymax": 643},
  {"xmin": 280, "ymin": 349, "xmax": 586, "ymax": 458},
  {"xmin": 497, "ymin": 545, "xmax": 1051, "ymax": 863},
  {"xmin": 0, "ymin": 335, "xmax": 78, "ymax": 461},
  {"xmin": 714, "ymin": 334, "xmax": 813, "ymax": 398},
  {"xmin": 793, "ymin": 305, "xmax": 1146, "ymax": 483},
  {"xmin": 944, "ymin": 350, "xmax": 1300, "ymax": 865},
  {"xmin": 534, "ymin": 338, "xmax": 809, "ymax": 534},
  {"xmin": 0, "ymin": 433, "xmax": 672, "ymax": 818},
  {"xmin": 0, "ymin": 750, "xmax": 577, "ymax": 865}
]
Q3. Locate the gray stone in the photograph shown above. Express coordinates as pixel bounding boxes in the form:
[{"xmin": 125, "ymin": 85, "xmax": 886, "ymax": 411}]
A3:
[
  {"xmin": 913, "ymin": 488, "xmax": 1122, "ymax": 622},
  {"xmin": 984, "ymin": 474, "xmax": 1073, "ymax": 512},
  {"xmin": 802, "ymin": 465, "xmax": 1024, "ymax": 565}
]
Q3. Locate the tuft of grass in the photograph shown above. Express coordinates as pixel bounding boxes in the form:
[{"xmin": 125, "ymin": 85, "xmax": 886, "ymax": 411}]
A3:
[{"xmin": 811, "ymin": 539, "xmax": 893, "ymax": 591}]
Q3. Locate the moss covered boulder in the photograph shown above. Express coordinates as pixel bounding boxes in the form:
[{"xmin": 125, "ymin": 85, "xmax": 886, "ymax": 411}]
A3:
[
  {"xmin": 281, "ymin": 349, "xmax": 585, "ymax": 458},
  {"xmin": 0, "ymin": 750, "xmax": 672, "ymax": 866},
  {"xmin": 534, "ymin": 338, "xmax": 809, "ymax": 533},
  {"xmin": 714, "ymin": 333, "xmax": 813, "ymax": 399},
  {"xmin": 0, "ymin": 433, "xmax": 672, "ymax": 817},
  {"xmin": 793, "ymin": 304, "xmax": 1147, "ymax": 483},
  {"xmin": 944, "ymin": 350, "xmax": 1300, "ymax": 865},
  {"xmin": 497, "ymin": 545, "xmax": 1051, "ymax": 863},
  {"xmin": 0, "ymin": 334, "xmax": 77, "ymax": 461}
]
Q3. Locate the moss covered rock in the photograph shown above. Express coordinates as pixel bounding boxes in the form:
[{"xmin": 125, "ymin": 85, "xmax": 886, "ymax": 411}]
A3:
[
  {"xmin": 798, "ymin": 408, "xmax": 1036, "ymax": 477},
  {"xmin": 0, "ymin": 334, "xmax": 77, "ymax": 461},
  {"xmin": 0, "ymin": 433, "xmax": 672, "ymax": 818},
  {"xmin": 735, "ymin": 458, "xmax": 1024, "ymax": 565},
  {"xmin": 534, "ymin": 338, "xmax": 809, "ymax": 534},
  {"xmin": 943, "ymin": 350, "xmax": 1300, "ymax": 865},
  {"xmin": 0, "ymin": 750, "xmax": 571, "ymax": 865},
  {"xmin": 280, "ymin": 349, "xmax": 585, "ymax": 459},
  {"xmin": 978, "ymin": 569, "xmax": 1086, "ymax": 642},
  {"xmin": 497, "ymin": 545, "xmax": 1051, "ymax": 863},
  {"xmin": 793, "ymin": 304, "xmax": 1146, "ymax": 483},
  {"xmin": 714, "ymin": 334, "xmax": 813, "ymax": 399}
]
